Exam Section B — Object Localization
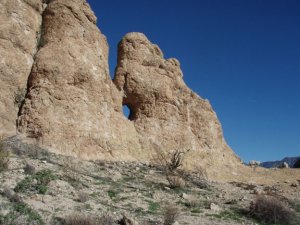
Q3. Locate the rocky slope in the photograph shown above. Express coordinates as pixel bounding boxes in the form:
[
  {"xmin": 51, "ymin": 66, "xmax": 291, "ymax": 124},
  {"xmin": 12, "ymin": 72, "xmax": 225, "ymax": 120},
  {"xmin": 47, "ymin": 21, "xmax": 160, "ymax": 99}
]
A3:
[
  {"xmin": 1, "ymin": 0, "xmax": 240, "ymax": 169},
  {"xmin": 1, "ymin": 140, "xmax": 299, "ymax": 224}
]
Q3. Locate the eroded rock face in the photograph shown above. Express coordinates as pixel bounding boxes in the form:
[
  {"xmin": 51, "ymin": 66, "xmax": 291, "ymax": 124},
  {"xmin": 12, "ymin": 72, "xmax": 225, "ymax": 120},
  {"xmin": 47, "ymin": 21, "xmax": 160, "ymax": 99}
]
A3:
[
  {"xmin": 114, "ymin": 33, "xmax": 240, "ymax": 167},
  {"xmin": 1, "ymin": 0, "xmax": 240, "ymax": 168},
  {"xmin": 0, "ymin": 0, "xmax": 44, "ymax": 137},
  {"xmin": 17, "ymin": 0, "xmax": 142, "ymax": 160}
]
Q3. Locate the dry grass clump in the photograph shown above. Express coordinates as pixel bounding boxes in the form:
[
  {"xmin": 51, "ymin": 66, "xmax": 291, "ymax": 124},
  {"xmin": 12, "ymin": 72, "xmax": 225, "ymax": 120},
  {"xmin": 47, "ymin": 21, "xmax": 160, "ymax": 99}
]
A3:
[
  {"xmin": 189, "ymin": 165, "xmax": 209, "ymax": 189},
  {"xmin": 14, "ymin": 87, "xmax": 26, "ymax": 107},
  {"xmin": 153, "ymin": 149, "xmax": 190, "ymax": 189},
  {"xmin": 63, "ymin": 213, "xmax": 115, "ymax": 225},
  {"xmin": 24, "ymin": 163, "xmax": 36, "ymax": 175},
  {"xmin": 249, "ymin": 195, "xmax": 296, "ymax": 225},
  {"xmin": 77, "ymin": 192, "xmax": 89, "ymax": 203},
  {"xmin": 163, "ymin": 205, "xmax": 180, "ymax": 225},
  {"xmin": 152, "ymin": 149, "xmax": 188, "ymax": 172},
  {"xmin": 0, "ymin": 137, "xmax": 9, "ymax": 172},
  {"xmin": 166, "ymin": 175, "xmax": 185, "ymax": 189}
]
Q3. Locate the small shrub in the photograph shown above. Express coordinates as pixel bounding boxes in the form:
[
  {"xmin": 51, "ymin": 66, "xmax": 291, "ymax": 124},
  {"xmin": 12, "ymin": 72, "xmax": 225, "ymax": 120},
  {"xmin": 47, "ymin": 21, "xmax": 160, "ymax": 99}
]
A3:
[
  {"xmin": 24, "ymin": 163, "xmax": 36, "ymax": 175},
  {"xmin": 63, "ymin": 214, "xmax": 115, "ymax": 225},
  {"xmin": 153, "ymin": 149, "xmax": 189, "ymax": 172},
  {"xmin": 148, "ymin": 201, "xmax": 160, "ymax": 214},
  {"xmin": 34, "ymin": 169, "xmax": 56, "ymax": 185},
  {"xmin": 2, "ymin": 186, "xmax": 13, "ymax": 199},
  {"xmin": 163, "ymin": 205, "xmax": 180, "ymax": 225},
  {"xmin": 14, "ymin": 176, "xmax": 33, "ymax": 193},
  {"xmin": 166, "ymin": 175, "xmax": 185, "ymax": 189},
  {"xmin": 27, "ymin": 146, "xmax": 50, "ymax": 160},
  {"xmin": 98, "ymin": 214, "xmax": 115, "ymax": 225},
  {"xmin": 62, "ymin": 158, "xmax": 80, "ymax": 187},
  {"xmin": 0, "ymin": 138, "xmax": 9, "ymax": 172},
  {"xmin": 184, "ymin": 199, "xmax": 200, "ymax": 208},
  {"xmin": 107, "ymin": 190, "xmax": 118, "ymax": 200},
  {"xmin": 0, "ymin": 201, "xmax": 44, "ymax": 225},
  {"xmin": 10, "ymin": 193, "xmax": 22, "ymax": 203},
  {"xmin": 14, "ymin": 87, "xmax": 26, "ymax": 107},
  {"xmin": 78, "ymin": 192, "xmax": 89, "ymax": 203},
  {"xmin": 153, "ymin": 148, "xmax": 190, "ymax": 189},
  {"xmin": 190, "ymin": 165, "xmax": 209, "ymax": 189},
  {"xmin": 2, "ymin": 187, "xmax": 22, "ymax": 203},
  {"xmin": 249, "ymin": 195, "xmax": 296, "ymax": 225},
  {"xmin": 14, "ymin": 169, "xmax": 56, "ymax": 194}
]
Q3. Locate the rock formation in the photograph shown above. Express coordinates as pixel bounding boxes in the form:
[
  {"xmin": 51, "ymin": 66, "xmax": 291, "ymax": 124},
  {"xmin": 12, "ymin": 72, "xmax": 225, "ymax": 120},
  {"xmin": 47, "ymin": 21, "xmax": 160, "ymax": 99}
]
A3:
[
  {"xmin": 0, "ymin": 0, "xmax": 44, "ymax": 137},
  {"xmin": 114, "ymin": 33, "xmax": 239, "ymax": 167},
  {"xmin": 17, "ymin": 0, "xmax": 142, "ymax": 160},
  {"xmin": 0, "ymin": 0, "xmax": 240, "ymax": 168}
]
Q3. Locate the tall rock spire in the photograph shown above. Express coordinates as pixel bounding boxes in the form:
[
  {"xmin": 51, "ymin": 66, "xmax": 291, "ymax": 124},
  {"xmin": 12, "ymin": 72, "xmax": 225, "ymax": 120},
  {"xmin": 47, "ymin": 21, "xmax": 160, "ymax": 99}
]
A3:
[{"xmin": 0, "ymin": 0, "xmax": 44, "ymax": 137}]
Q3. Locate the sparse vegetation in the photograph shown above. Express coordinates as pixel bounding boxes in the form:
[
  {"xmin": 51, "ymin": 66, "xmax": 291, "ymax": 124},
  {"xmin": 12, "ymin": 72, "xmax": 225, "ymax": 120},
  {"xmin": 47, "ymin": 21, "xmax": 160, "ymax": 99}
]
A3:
[
  {"xmin": 190, "ymin": 165, "xmax": 209, "ymax": 189},
  {"xmin": 0, "ymin": 201, "xmax": 44, "ymax": 225},
  {"xmin": 14, "ymin": 87, "xmax": 26, "ymax": 108},
  {"xmin": 206, "ymin": 209, "xmax": 244, "ymax": 222},
  {"xmin": 77, "ymin": 192, "xmax": 89, "ymax": 203},
  {"xmin": 1, "ymin": 137, "xmax": 299, "ymax": 225},
  {"xmin": 62, "ymin": 213, "xmax": 115, "ymax": 225},
  {"xmin": 14, "ymin": 169, "xmax": 56, "ymax": 194},
  {"xmin": 107, "ymin": 190, "xmax": 118, "ymax": 200},
  {"xmin": 153, "ymin": 148, "xmax": 190, "ymax": 189},
  {"xmin": 147, "ymin": 201, "xmax": 160, "ymax": 214},
  {"xmin": 153, "ymin": 148, "xmax": 189, "ymax": 172},
  {"xmin": 249, "ymin": 195, "xmax": 296, "ymax": 225},
  {"xmin": 24, "ymin": 163, "xmax": 36, "ymax": 175},
  {"xmin": 166, "ymin": 175, "xmax": 185, "ymax": 189},
  {"xmin": 62, "ymin": 158, "xmax": 81, "ymax": 188},
  {"xmin": 0, "ymin": 137, "xmax": 9, "ymax": 172},
  {"xmin": 163, "ymin": 205, "xmax": 180, "ymax": 225}
]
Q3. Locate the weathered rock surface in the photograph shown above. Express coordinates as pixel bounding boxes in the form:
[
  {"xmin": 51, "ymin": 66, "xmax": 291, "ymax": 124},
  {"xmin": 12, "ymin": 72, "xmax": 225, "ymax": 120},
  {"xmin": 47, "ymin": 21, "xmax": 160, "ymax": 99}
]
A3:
[
  {"xmin": 17, "ymin": 0, "xmax": 142, "ymax": 160},
  {"xmin": 0, "ymin": 0, "xmax": 44, "ymax": 137},
  {"xmin": 114, "ymin": 33, "xmax": 240, "ymax": 168},
  {"xmin": 1, "ymin": 0, "xmax": 240, "ymax": 168}
]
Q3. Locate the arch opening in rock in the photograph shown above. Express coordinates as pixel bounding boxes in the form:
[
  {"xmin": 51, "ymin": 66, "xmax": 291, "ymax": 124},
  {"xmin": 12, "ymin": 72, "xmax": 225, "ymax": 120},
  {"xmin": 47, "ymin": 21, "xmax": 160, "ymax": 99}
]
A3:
[{"xmin": 122, "ymin": 105, "xmax": 131, "ymax": 120}]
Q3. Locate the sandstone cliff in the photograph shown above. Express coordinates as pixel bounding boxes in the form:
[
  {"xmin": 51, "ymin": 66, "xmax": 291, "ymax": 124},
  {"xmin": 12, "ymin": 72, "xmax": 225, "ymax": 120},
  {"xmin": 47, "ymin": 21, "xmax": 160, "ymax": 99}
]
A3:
[
  {"xmin": 17, "ymin": 0, "xmax": 142, "ymax": 160},
  {"xmin": 114, "ymin": 33, "xmax": 240, "ymax": 168},
  {"xmin": 0, "ymin": 0, "xmax": 44, "ymax": 137},
  {"xmin": 0, "ymin": 0, "xmax": 240, "ymax": 168}
]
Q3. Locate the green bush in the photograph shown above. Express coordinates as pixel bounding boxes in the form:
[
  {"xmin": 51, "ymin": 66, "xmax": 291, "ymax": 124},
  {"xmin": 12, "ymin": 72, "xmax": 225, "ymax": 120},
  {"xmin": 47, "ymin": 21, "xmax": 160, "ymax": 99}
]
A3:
[
  {"xmin": 0, "ymin": 138, "xmax": 9, "ymax": 172},
  {"xmin": 0, "ymin": 201, "xmax": 44, "ymax": 225},
  {"xmin": 14, "ymin": 169, "xmax": 56, "ymax": 194}
]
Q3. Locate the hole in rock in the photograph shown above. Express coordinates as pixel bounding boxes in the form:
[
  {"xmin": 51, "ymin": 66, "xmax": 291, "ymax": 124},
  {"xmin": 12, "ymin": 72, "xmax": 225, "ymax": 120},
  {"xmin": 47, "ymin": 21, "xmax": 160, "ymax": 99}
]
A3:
[{"xmin": 122, "ymin": 105, "xmax": 131, "ymax": 120}]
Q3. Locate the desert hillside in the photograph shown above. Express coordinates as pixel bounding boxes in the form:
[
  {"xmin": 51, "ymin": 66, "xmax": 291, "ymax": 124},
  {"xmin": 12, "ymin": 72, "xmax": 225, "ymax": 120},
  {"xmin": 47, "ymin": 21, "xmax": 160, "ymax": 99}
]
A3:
[{"xmin": 0, "ymin": 137, "xmax": 299, "ymax": 224}]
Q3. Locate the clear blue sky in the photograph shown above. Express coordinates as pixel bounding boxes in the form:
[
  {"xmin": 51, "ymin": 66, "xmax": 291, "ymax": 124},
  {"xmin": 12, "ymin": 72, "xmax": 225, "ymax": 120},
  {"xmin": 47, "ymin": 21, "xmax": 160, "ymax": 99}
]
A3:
[{"xmin": 87, "ymin": 0, "xmax": 300, "ymax": 163}]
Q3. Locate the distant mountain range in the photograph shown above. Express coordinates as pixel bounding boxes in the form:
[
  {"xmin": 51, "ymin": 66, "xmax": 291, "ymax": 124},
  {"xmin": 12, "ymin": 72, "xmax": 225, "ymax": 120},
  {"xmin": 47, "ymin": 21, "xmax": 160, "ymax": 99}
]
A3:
[{"xmin": 261, "ymin": 156, "xmax": 300, "ymax": 168}]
